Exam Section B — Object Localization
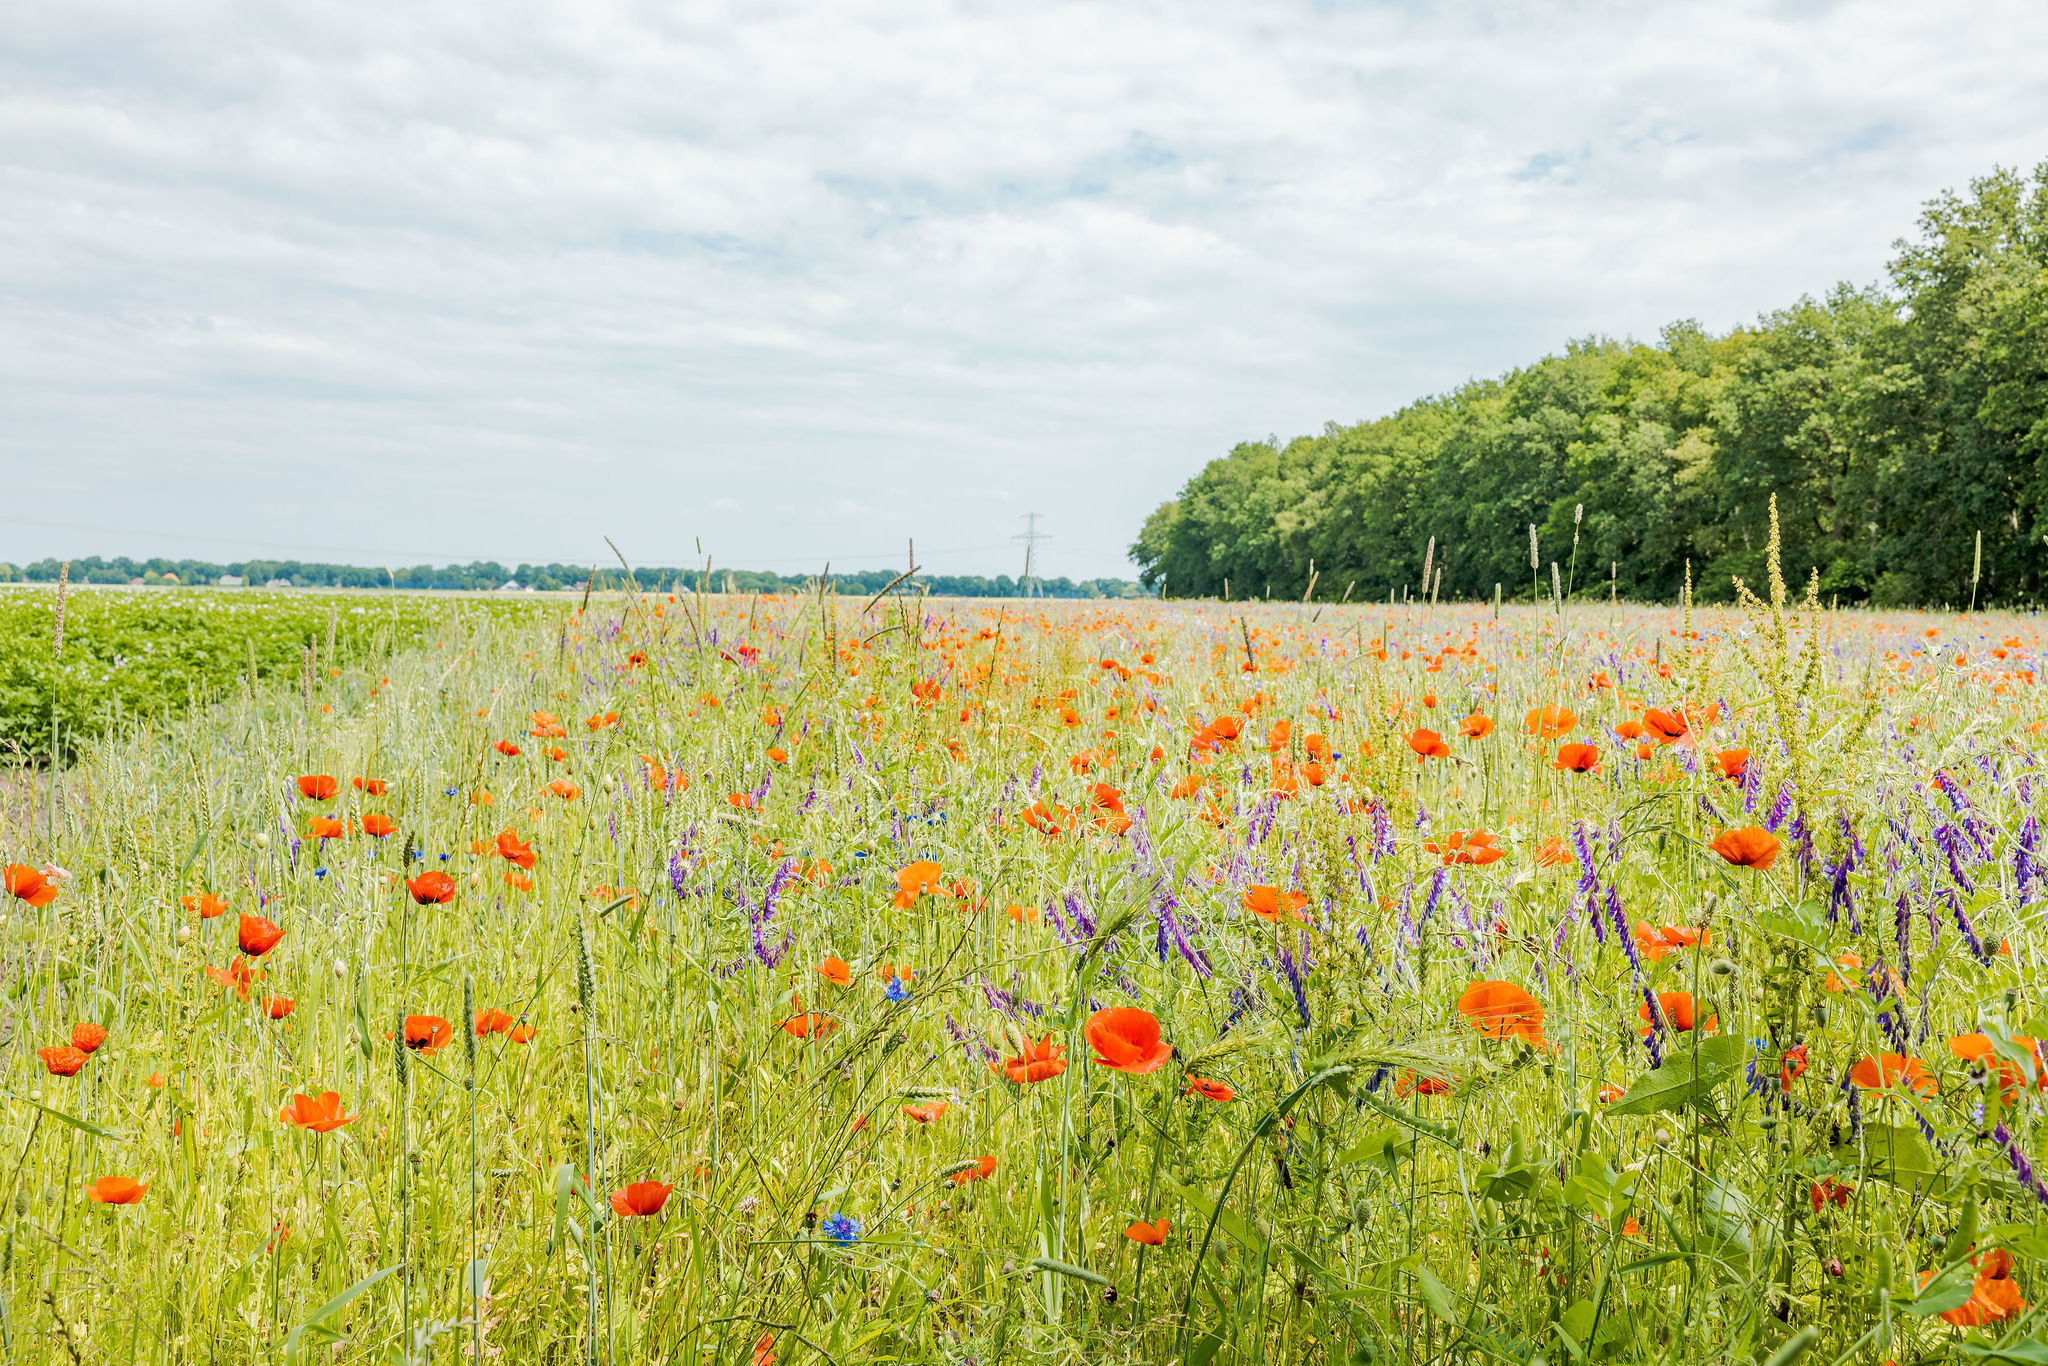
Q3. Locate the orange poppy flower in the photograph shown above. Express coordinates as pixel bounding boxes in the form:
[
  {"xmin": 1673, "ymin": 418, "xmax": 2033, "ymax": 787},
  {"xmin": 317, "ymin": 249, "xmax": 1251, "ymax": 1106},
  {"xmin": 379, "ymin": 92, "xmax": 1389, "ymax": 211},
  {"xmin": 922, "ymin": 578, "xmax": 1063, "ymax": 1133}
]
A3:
[
  {"xmin": 948, "ymin": 1155, "xmax": 998, "ymax": 1186},
  {"xmin": 1638, "ymin": 991, "xmax": 1715, "ymax": 1035},
  {"xmin": 766, "ymin": 746, "xmax": 788, "ymax": 765},
  {"xmin": 181, "ymin": 892, "xmax": 228, "ymax": 919},
  {"xmin": 238, "ymin": 913, "xmax": 284, "ymax": 957},
  {"xmin": 1407, "ymin": 728, "xmax": 1451, "ymax": 760},
  {"xmin": 903, "ymin": 1101, "xmax": 950, "ymax": 1124},
  {"xmin": 353, "ymin": 777, "xmax": 388, "ymax": 796},
  {"xmin": 71, "ymin": 1021, "xmax": 108, "ymax": 1054},
  {"xmin": 404, "ymin": 1015, "xmax": 454, "ymax": 1052},
  {"xmin": 308, "ymin": 817, "xmax": 348, "ymax": 839},
  {"xmin": 5, "ymin": 864, "xmax": 59, "ymax": 908},
  {"xmin": 1426, "ymin": 829, "xmax": 1505, "ymax": 866},
  {"xmin": 1185, "ymin": 1076, "xmax": 1235, "ymax": 1102},
  {"xmin": 494, "ymin": 739, "xmax": 523, "ymax": 757},
  {"xmin": 1633, "ymin": 923, "xmax": 1707, "ymax": 963},
  {"xmin": 1242, "ymin": 885, "xmax": 1310, "ymax": 922},
  {"xmin": 496, "ymin": 830, "xmax": 537, "ymax": 869},
  {"xmin": 1456, "ymin": 980, "xmax": 1548, "ymax": 1047},
  {"xmin": 1596, "ymin": 1082, "xmax": 1626, "ymax": 1103},
  {"xmin": 279, "ymin": 1091, "xmax": 358, "ymax": 1132},
  {"xmin": 39, "ymin": 1045, "xmax": 87, "ymax": 1077},
  {"xmin": 1948, "ymin": 1033, "xmax": 2046, "ymax": 1097},
  {"xmin": 530, "ymin": 711, "xmax": 567, "ymax": 738},
  {"xmin": 474, "ymin": 1007, "xmax": 514, "ymax": 1035},
  {"xmin": 893, "ymin": 861, "xmax": 944, "ymax": 909},
  {"xmin": 264, "ymin": 997, "xmax": 295, "ymax": 1020},
  {"xmin": 296, "ymin": 775, "xmax": 338, "ymax": 801},
  {"xmin": 1001, "ymin": 1034, "xmax": 1068, "ymax": 1084},
  {"xmin": 610, "ymin": 1181, "xmax": 673, "ymax": 1217},
  {"xmin": 586, "ymin": 711, "xmax": 620, "ymax": 731},
  {"xmin": 1084, "ymin": 1007, "xmax": 1173, "ymax": 1074},
  {"xmin": 1459, "ymin": 714, "xmax": 1494, "ymax": 738},
  {"xmin": 1848, "ymin": 1051, "xmax": 1935, "ymax": 1094},
  {"xmin": 1615, "ymin": 720, "xmax": 1645, "ymax": 740},
  {"xmin": 1809, "ymin": 1178, "xmax": 1853, "ymax": 1212},
  {"xmin": 361, "ymin": 814, "xmax": 396, "ymax": 838},
  {"xmin": 781, "ymin": 1010, "xmax": 839, "ymax": 1039},
  {"xmin": 1641, "ymin": 708, "xmax": 1689, "ymax": 744},
  {"xmin": 1125, "ymin": 1218, "xmax": 1171, "ymax": 1245},
  {"xmin": 817, "ymin": 956, "xmax": 851, "ymax": 986},
  {"xmin": 1932, "ymin": 1259, "xmax": 2027, "ymax": 1327},
  {"xmin": 1535, "ymin": 837, "xmax": 1574, "ymax": 868},
  {"xmin": 406, "ymin": 871, "xmax": 456, "ymax": 905},
  {"xmin": 1709, "ymin": 827, "xmax": 1779, "ymax": 870},
  {"xmin": 1022, "ymin": 800, "xmax": 1070, "ymax": 834},
  {"xmin": 205, "ymin": 956, "xmax": 262, "ymax": 1000},
  {"xmin": 1553, "ymin": 742, "xmax": 1600, "ymax": 772},
  {"xmin": 1523, "ymin": 705, "xmax": 1577, "ymax": 739},
  {"xmin": 547, "ymin": 779, "xmax": 581, "ymax": 801},
  {"xmin": 1714, "ymin": 749, "xmax": 1749, "ymax": 782},
  {"xmin": 1395, "ymin": 1072, "xmax": 1453, "ymax": 1097},
  {"xmin": 86, "ymin": 1176, "xmax": 148, "ymax": 1205},
  {"xmin": 508, "ymin": 1023, "xmax": 537, "ymax": 1044}
]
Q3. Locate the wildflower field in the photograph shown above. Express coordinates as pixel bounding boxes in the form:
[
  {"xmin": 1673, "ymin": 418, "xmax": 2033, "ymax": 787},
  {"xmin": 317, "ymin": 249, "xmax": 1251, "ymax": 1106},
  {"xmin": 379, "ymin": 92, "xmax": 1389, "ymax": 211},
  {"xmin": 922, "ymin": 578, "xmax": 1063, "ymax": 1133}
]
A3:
[{"xmin": 7, "ymin": 531, "xmax": 2048, "ymax": 1366}]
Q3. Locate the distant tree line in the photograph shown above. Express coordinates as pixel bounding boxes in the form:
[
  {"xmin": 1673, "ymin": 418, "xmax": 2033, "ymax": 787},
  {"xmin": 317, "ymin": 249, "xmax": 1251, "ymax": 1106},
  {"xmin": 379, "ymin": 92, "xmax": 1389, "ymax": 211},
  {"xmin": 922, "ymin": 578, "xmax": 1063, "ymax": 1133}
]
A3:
[
  {"xmin": 0, "ymin": 557, "xmax": 1149, "ymax": 600},
  {"xmin": 1131, "ymin": 162, "xmax": 2048, "ymax": 608}
]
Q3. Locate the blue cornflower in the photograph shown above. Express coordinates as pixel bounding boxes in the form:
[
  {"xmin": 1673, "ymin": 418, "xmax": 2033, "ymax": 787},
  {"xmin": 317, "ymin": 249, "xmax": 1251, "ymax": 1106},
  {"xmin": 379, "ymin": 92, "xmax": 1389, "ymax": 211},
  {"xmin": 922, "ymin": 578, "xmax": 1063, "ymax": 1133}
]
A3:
[
  {"xmin": 443, "ymin": 787, "xmax": 459, "ymax": 797},
  {"xmin": 884, "ymin": 976, "xmax": 911, "ymax": 1003},
  {"xmin": 313, "ymin": 868, "xmax": 329, "ymax": 879},
  {"xmin": 438, "ymin": 852, "xmax": 451, "ymax": 861},
  {"xmin": 820, "ymin": 1213, "xmax": 861, "ymax": 1246}
]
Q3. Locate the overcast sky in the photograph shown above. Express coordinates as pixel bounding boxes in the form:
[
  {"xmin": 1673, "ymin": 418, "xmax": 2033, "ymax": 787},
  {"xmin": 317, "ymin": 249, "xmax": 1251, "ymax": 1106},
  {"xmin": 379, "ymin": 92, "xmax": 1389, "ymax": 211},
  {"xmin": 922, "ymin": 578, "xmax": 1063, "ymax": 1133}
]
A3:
[{"xmin": 3, "ymin": 1, "xmax": 2045, "ymax": 581}]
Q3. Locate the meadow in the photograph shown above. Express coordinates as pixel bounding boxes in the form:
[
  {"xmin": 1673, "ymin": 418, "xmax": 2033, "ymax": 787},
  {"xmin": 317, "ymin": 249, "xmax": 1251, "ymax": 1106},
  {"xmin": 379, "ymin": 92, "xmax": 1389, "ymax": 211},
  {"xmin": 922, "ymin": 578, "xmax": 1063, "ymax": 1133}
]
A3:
[{"xmin": 4, "ymin": 522, "xmax": 2047, "ymax": 1365}]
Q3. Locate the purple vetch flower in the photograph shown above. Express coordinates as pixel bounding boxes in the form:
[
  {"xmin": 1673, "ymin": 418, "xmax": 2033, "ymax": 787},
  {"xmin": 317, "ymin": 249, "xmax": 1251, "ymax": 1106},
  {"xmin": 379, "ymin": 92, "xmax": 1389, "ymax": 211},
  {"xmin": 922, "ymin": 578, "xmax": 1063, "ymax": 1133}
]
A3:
[
  {"xmin": 1932, "ymin": 822, "xmax": 1978, "ymax": 895},
  {"xmin": 1763, "ymin": 784, "xmax": 1793, "ymax": 834},
  {"xmin": 1639, "ymin": 987, "xmax": 1664, "ymax": 1067},
  {"xmin": 1275, "ymin": 947, "xmax": 1312, "ymax": 1028},
  {"xmin": 2018, "ymin": 813, "xmax": 2041, "ymax": 904},
  {"xmin": 1741, "ymin": 749, "xmax": 1763, "ymax": 813},
  {"xmin": 1370, "ymin": 802, "xmax": 1395, "ymax": 861},
  {"xmin": 1570, "ymin": 823, "xmax": 1600, "ymax": 898},
  {"xmin": 1995, "ymin": 1123, "xmax": 2048, "ymax": 1207},
  {"xmin": 944, "ymin": 1015, "xmax": 1001, "ymax": 1066},
  {"xmin": 1420, "ymin": 869, "xmax": 1447, "ymax": 925},
  {"xmin": 1894, "ymin": 892, "xmax": 1913, "ymax": 989},
  {"xmin": 1946, "ymin": 888, "xmax": 1995, "ymax": 965},
  {"xmin": 1608, "ymin": 886, "xmax": 1640, "ymax": 976},
  {"xmin": 1154, "ymin": 892, "xmax": 1212, "ymax": 977}
]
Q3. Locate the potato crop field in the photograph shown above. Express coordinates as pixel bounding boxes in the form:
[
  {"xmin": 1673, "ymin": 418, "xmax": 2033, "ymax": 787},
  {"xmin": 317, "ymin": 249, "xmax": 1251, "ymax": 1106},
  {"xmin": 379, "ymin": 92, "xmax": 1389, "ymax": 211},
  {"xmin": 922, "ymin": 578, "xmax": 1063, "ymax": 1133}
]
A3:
[{"xmin": 5, "ymin": 530, "xmax": 2048, "ymax": 1365}]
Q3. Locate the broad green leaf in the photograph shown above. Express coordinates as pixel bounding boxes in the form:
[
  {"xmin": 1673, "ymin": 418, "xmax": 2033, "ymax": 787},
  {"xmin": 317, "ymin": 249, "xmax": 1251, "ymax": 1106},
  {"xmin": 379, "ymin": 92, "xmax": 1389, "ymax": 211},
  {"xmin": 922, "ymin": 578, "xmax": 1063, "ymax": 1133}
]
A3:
[
  {"xmin": 1605, "ymin": 1036, "xmax": 1746, "ymax": 1117},
  {"xmin": 281, "ymin": 1261, "xmax": 401, "ymax": 1363}
]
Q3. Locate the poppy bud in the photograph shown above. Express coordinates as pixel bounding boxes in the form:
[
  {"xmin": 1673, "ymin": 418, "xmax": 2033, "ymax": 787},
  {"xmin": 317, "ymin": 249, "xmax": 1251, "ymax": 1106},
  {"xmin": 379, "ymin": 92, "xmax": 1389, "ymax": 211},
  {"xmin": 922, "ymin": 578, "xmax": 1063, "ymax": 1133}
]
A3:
[
  {"xmin": 177, "ymin": 926, "xmax": 193, "ymax": 944},
  {"xmin": 1708, "ymin": 957, "xmax": 1736, "ymax": 978},
  {"xmin": 1824, "ymin": 1258, "xmax": 1843, "ymax": 1278},
  {"xmin": 254, "ymin": 833, "xmax": 268, "ymax": 848},
  {"xmin": 1653, "ymin": 1128, "xmax": 1674, "ymax": 1148}
]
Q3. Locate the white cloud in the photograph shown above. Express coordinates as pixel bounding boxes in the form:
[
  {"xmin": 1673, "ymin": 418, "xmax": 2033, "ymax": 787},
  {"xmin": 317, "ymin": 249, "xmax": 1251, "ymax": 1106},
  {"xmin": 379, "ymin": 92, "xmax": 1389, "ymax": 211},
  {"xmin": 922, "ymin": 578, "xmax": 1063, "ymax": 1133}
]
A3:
[{"xmin": 2, "ymin": 0, "xmax": 2046, "ymax": 577}]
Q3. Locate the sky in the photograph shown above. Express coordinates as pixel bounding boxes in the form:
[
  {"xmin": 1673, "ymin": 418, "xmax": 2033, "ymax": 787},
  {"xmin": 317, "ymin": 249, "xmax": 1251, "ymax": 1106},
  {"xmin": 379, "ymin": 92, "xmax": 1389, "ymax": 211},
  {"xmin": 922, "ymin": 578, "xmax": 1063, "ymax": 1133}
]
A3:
[{"xmin": 3, "ymin": 1, "xmax": 2046, "ymax": 582}]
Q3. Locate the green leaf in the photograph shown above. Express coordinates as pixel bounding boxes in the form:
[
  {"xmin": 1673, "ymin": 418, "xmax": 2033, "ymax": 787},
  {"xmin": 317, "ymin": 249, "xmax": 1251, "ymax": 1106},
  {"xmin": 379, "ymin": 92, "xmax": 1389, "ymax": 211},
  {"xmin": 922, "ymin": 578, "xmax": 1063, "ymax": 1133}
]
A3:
[
  {"xmin": 1955, "ymin": 1340, "xmax": 2048, "ymax": 1364},
  {"xmin": 281, "ymin": 1262, "xmax": 401, "ymax": 1363},
  {"xmin": 1605, "ymin": 1036, "xmax": 1746, "ymax": 1117},
  {"xmin": 1899, "ymin": 1260, "xmax": 1974, "ymax": 1316},
  {"xmin": 1413, "ymin": 1264, "xmax": 1456, "ymax": 1323},
  {"xmin": 2, "ymin": 1090, "xmax": 122, "ymax": 1141}
]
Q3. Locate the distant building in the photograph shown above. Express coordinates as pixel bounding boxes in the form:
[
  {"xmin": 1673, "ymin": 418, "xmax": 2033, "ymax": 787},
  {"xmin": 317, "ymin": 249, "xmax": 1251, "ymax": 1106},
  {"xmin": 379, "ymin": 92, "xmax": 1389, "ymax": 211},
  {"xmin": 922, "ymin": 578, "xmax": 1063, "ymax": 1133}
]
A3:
[
  {"xmin": 265, "ymin": 578, "xmax": 293, "ymax": 589},
  {"xmin": 217, "ymin": 575, "xmax": 244, "ymax": 587},
  {"xmin": 499, "ymin": 579, "xmax": 522, "ymax": 592},
  {"xmin": 161, "ymin": 573, "xmax": 179, "ymax": 584}
]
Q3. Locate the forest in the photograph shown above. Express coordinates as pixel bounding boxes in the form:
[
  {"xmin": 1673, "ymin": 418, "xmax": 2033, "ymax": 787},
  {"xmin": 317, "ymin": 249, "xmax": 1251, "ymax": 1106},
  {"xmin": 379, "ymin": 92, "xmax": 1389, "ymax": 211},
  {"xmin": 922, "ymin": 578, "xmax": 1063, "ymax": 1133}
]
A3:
[{"xmin": 1131, "ymin": 161, "xmax": 2048, "ymax": 606}]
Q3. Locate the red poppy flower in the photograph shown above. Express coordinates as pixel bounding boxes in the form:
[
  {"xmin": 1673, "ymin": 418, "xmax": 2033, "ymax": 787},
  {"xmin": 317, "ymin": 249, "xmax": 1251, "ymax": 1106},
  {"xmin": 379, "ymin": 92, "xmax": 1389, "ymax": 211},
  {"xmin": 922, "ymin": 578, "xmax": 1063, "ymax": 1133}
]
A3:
[
  {"xmin": 494, "ymin": 739, "xmax": 523, "ymax": 757},
  {"xmin": 474, "ymin": 1007, "xmax": 514, "ymax": 1036},
  {"xmin": 205, "ymin": 957, "xmax": 262, "ymax": 1000},
  {"xmin": 1459, "ymin": 714, "xmax": 1494, "ymax": 738},
  {"xmin": 1714, "ymin": 748, "xmax": 1749, "ymax": 782},
  {"xmin": 609, "ymin": 1180, "xmax": 673, "ymax": 1217},
  {"xmin": 495, "ymin": 830, "xmax": 537, "ymax": 869},
  {"xmin": 87, "ymin": 1176, "xmax": 148, "ymax": 1205},
  {"xmin": 1457, "ymin": 980, "xmax": 1548, "ymax": 1047},
  {"xmin": 1553, "ymin": 742, "xmax": 1600, "ymax": 773},
  {"xmin": 297, "ymin": 775, "xmax": 338, "ymax": 801},
  {"xmin": 1084, "ymin": 1007, "xmax": 1173, "ymax": 1074},
  {"xmin": 1639, "ymin": 991, "xmax": 1716, "ymax": 1035},
  {"xmin": 1001, "ymin": 1034, "xmax": 1068, "ymax": 1084},
  {"xmin": 5, "ymin": 864, "xmax": 59, "ymax": 908},
  {"xmin": 1523, "ymin": 705, "xmax": 1577, "ymax": 739},
  {"xmin": 1809, "ymin": 1179, "xmax": 1853, "ymax": 1212},
  {"xmin": 1425, "ymin": 829, "xmax": 1504, "ymax": 866},
  {"xmin": 361, "ymin": 813, "xmax": 396, "ymax": 838},
  {"xmin": 71, "ymin": 1021, "xmax": 108, "ymax": 1054},
  {"xmin": 781, "ymin": 1011, "xmax": 839, "ymax": 1039},
  {"xmin": 1125, "ymin": 1218, "xmax": 1171, "ymax": 1245},
  {"xmin": 238, "ymin": 913, "xmax": 285, "ymax": 957},
  {"xmin": 406, "ymin": 871, "xmax": 456, "ymax": 905},
  {"xmin": 893, "ymin": 861, "xmax": 944, "ymax": 909},
  {"xmin": 264, "ymin": 997, "xmax": 295, "ymax": 1020},
  {"xmin": 903, "ymin": 1101, "xmax": 949, "ymax": 1124},
  {"xmin": 279, "ymin": 1091, "xmax": 358, "ymax": 1132},
  {"xmin": 404, "ymin": 1015, "xmax": 454, "ymax": 1052},
  {"xmin": 1242, "ymin": 885, "xmax": 1310, "ymax": 923},
  {"xmin": 586, "ymin": 711, "xmax": 620, "ymax": 731},
  {"xmin": 181, "ymin": 892, "xmax": 228, "ymax": 919},
  {"xmin": 1710, "ymin": 827, "xmax": 1779, "ymax": 869},
  {"xmin": 353, "ymin": 777, "xmax": 388, "ymax": 796},
  {"xmin": 1407, "ymin": 729, "xmax": 1451, "ymax": 760},
  {"xmin": 308, "ymin": 817, "xmax": 348, "ymax": 839},
  {"xmin": 1185, "ymin": 1077, "xmax": 1234, "ymax": 1102},
  {"xmin": 948, "ymin": 1155, "xmax": 997, "ymax": 1185},
  {"xmin": 40, "ymin": 1045, "xmax": 87, "ymax": 1077},
  {"xmin": 1641, "ymin": 708, "xmax": 1689, "ymax": 744}
]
